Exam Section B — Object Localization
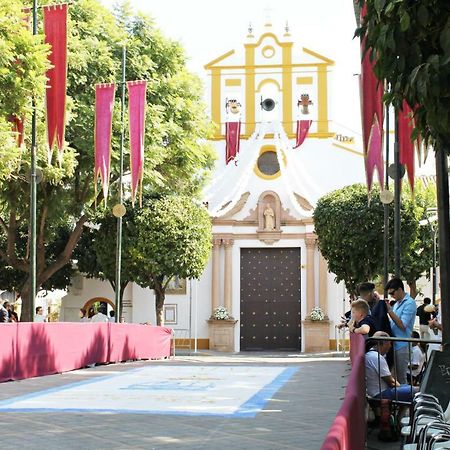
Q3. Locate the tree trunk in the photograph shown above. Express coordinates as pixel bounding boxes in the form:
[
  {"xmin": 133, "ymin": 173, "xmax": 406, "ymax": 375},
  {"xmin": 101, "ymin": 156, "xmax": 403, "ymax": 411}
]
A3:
[
  {"xmin": 154, "ymin": 278, "xmax": 165, "ymax": 326},
  {"xmin": 435, "ymin": 142, "xmax": 450, "ymax": 352},
  {"xmin": 408, "ymin": 279, "xmax": 417, "ymax": 299},
  {"xmin": 19, "ymin": 282, "xmax": 32, "ymax": 322}
]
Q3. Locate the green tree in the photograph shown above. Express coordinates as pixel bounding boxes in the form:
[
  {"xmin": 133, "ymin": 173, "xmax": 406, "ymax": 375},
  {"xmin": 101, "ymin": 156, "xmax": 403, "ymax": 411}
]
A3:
[
  {"xmin": 75, "ymin": 206, "xmax": 140, "ymax": 318},
  {"xmin": 399, "ymin": 183, "xmax": 436, "ymax": 297},
  {"xmin": 0, "ymin": 0, "xmax": 214, "ymax": 320},
  {"xmin": 313, "ymin": 184, "xmax": 435, "ymax": 297},
  {"xmin": 131, "ymin": 196, "xmax": 212, "ymax": 326},
  {"xmin": 356, "ymin": 0, "xmax": 450, "ymax": 349},
  {"xmin": 356, "ymin": 0, "xmax": 450, "ymax": 148}
]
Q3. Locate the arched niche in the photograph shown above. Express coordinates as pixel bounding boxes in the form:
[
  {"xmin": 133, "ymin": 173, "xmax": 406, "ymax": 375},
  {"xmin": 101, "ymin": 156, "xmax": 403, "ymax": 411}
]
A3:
[{"xmin": 257, "ymin": 191, "xmax": 281, "ymax": 232}]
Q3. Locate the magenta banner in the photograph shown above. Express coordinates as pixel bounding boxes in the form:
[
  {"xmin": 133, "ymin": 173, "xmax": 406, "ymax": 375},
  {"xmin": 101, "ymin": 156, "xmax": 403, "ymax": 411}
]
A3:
[
  {"xmin": 293, "ymin": 120, "xmax": 312, "ymax": 149},
  {"xmin": 226, "ymin": 121, "xmax": 241, "ymax": 164},
  {"xmin": 127, "ymin": 81, "xmax": 147, "ymax": 206},
  {"xmin": 95, "ymin": 83, "xmax": 116, "ymax": 203},
  {"xmin": 360, "ymin": 4, "xmax": 384, "ymax": 192},
  {"xmin": 43, "ymin": 4, "xmax": 68, "ymax": 163}
]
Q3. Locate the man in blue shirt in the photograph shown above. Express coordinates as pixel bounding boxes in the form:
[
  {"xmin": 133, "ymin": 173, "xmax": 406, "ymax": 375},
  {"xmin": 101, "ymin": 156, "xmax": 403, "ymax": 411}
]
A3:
[{"xmin": 384, "ymin": 278, "xmax": 417, "ymax": 384}]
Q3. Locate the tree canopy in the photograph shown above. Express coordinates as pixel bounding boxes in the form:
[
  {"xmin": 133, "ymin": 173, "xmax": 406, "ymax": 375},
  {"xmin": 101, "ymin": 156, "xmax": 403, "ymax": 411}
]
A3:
[
  {"xmin": 131, "ymin": 196, "xmax": 212, "ymax": 325},
  {"xmin": 77, "ymin": 195, "xmax": 212, "ymax": 325},
  {"xmin": 0, "ymin": 0, "xmax": 215, "ymax": 320},
  {"xmin": 313, "ymin": 183, "xmax": 435, "ymax": 297}
]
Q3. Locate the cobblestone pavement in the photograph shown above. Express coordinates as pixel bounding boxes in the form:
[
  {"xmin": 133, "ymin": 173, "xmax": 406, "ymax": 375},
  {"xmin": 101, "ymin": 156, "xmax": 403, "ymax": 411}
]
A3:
[{"xmin": 0, "ymin": 352, "xmax": 349, "ymax": 450}]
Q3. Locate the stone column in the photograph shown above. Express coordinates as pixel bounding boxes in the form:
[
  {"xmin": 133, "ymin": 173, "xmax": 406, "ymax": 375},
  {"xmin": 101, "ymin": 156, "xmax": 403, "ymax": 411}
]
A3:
[
  {"xmin": 305, "ymin": 235, "xmax": 317, "ymax": 317},
  {"xmin": 223, "ymin": 239, "xmax": 234, "ymax": 314},
  {"xmin": 319, "ymin": 253, "xmax": 328, "ymax": 315},
  {"xmin": 211, "ymin": 238, "xmax": 221, "ymax": 313}
]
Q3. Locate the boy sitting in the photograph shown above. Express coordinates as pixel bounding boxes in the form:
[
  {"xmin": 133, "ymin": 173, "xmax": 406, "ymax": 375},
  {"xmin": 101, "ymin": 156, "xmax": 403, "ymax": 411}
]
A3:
[{"xmin": 349, "ymin": 299, "xmax": 377, "ymax": 337}]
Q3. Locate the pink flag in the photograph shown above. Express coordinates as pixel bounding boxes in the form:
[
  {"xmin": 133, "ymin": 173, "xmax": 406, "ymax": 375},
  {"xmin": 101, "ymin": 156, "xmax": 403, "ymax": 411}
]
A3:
[
  {"xmin": 293, "ymin": 120, "xmax": 312, "ymax": 149},
  {"xmin": 43, "ymin": 4, "xmax": 68, "ymax": 163},
  {"xmin": 226, "ymin": 121, "xmax": 240, "ymax": 164},
  {"xmin": 365, "ymin": 115, "xmax": 383, "ymax": 191},
  {"xmin": 127, "ymin": 80, "xmax": 147, "ymax": 206},
  {"xmin": 360, "ymin": 4, "xmax": 384, "ymax": 191},
  {"xmin": 9, "ymin": 115, "xmax": 25, "ymax": 148},
  {"xmin": 95, "ymin": 83, "xmax": 116, "ymax": 204},
  {"xmin": 398, "ymin": 100, "xmax": 415, "ymax": 192}
]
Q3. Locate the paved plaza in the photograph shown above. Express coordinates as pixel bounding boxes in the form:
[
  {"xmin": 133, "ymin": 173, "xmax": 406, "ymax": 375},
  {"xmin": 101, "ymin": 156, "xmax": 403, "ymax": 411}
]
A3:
[{"xmin": 0, "ymin": 352, "xmax": 349, "ymax": 450}]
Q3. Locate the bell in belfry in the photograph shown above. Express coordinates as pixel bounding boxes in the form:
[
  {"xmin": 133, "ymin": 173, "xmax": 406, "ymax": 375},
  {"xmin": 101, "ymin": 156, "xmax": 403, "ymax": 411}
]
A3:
[{"xmin": 261, "ymin": 98, "xmax": 275, "ymax": 111}]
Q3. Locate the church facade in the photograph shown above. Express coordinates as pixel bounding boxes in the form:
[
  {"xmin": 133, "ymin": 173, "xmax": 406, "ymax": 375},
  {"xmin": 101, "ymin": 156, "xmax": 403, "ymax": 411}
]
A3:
[{"xmin": 60, "ymin": 22, "xmax": 369, "ymax": 352}]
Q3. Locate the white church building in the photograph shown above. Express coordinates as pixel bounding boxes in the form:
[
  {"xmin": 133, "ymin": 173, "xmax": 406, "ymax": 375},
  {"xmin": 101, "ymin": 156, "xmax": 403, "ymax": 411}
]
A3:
[{"xmin": 60, "ymin": 21, "xmax": 393, "ymax": 352}]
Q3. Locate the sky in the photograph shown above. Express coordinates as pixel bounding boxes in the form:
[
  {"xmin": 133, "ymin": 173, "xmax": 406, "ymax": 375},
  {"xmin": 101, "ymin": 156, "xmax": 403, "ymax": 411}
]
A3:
[{"xmin": 100, "ymin": 0, "xmax": 363, "ymax": 139}]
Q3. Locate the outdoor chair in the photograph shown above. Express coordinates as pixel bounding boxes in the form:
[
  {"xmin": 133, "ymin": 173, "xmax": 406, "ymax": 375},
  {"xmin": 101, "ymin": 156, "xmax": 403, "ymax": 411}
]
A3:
[
  {"xmin": 403, "ymin": 413, "xmax": 450, "ymax": 446},
  {"xmin": 402, "ymin": 420, "xmax": 450, "ymax": 450}
]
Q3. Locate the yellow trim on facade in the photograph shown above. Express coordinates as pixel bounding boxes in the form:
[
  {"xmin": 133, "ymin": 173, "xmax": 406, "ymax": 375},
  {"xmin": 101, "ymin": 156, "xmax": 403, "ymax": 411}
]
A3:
[
  {"xmin": 245, "ymin": 44, "xmax": 256, "ymax": 136},
  {"xmin": 209, "ymin": 131, "xmax": 335, "ymax": 141},
  {"xmin": 282, "ymin": 43, "xmax": 293, "ymax": 135},
  {"xmin": 296, "ymin": 76, "xmax": 313, "ymax": 85},
  {"xmin": 332, "ymin": 142, "xmax": 364, "ymax": 156},
  {"xmin": 250, "ymin": 32, "xmax": 291, "ymax": 48},
  {"xmin": 256, "ymin": 78, "xmax": 281, "ymax": 92},
  {"xmin": 211, "ymin": 68, "xmax": 222, "ymax": 139},
  {"xmin": 204, "ymin": 49, "xmax": 235, "ymax": 69},
  {"xmin": 225, "ymin": 79, "xmax": 242, "ymax": 87},
  {"xmin": 207, "ymin": 63, "xmax": 328, "ymax": 70},
  {"xmin": 262, "ymin": 45, "xmax": 275, "ymax": 58},
  {"xmin": 253, "ymin": 145, "xmax": 282, "ymax": 180},
  {"xmin": 317, "ymin": 65, "xmax": 329, "ymax": 134},
  {"xmin": 303, "ymin": 47, "xmax": 335, "ymax": 65}
]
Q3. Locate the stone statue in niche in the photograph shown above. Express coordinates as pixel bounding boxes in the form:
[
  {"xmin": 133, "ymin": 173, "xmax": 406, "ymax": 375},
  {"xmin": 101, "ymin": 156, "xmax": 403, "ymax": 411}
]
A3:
[{"xmin": 263, "ymin": 204, "xmax": 275, "ymax": 230}]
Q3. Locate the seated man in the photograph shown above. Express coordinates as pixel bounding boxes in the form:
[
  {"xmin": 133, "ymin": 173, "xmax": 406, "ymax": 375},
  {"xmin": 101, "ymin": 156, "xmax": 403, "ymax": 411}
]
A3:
[
  {"xmin": 349, "ymin": 299, "xmax": 377, "ymax": 337},
  {"xmin": 365, "ymin": 331, "xmax": 418, "ymax": 402}
]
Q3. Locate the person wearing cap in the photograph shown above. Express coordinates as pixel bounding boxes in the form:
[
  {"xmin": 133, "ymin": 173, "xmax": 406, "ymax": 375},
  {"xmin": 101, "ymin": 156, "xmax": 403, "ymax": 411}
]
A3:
[
  {"xmin": 365, "ymin": 331, "xmax": 418, "ymax": 401},
  {"xmin": 384, "ymin": 277, "xmax": 417, "ymax": 384},
  {"xmin": 416, "ymin": 297, "xmax": 433, "ymax": 340}
]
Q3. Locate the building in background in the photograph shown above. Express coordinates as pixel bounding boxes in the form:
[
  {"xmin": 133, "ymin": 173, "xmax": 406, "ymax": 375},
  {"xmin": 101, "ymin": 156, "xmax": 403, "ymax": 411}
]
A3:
[{"xmin": 60, "ymin": 20, "xmax": 434, "ymax": 351}]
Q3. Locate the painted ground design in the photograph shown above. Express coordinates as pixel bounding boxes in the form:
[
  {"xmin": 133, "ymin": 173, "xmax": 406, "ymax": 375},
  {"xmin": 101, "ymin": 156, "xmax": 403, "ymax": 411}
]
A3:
[{"xmin": 0, "ymin": 365, "xmax": 297, "ymax": 417}]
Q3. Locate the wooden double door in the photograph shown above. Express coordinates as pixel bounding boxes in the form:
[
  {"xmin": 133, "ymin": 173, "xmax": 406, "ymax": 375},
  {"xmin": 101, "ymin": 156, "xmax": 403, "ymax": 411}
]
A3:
[{"xmin": 240, "ymin": 248, "xmax": 301, "ymax": 351}]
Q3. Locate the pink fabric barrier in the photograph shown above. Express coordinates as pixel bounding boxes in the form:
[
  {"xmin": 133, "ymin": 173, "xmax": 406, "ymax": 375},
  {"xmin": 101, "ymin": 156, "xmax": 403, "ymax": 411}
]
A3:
[
  {"xmin": 0, "ymin": 323, "xmax": 172, "ymax": 383},
  {"xmin": 0, "ymin": 324, "xmax": 16, "ymax": 382},
  {"xmin": 108, "ymin": 323, "xmax": 172, "ymax": 362},
  {"xmin": 321, "ymin": 334, "xmax": 366, "ymax": 450}
]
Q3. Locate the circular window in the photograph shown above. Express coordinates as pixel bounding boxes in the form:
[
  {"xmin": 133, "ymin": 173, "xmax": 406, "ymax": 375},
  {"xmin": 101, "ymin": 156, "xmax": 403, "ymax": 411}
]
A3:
[
  {"xmin": 257, "ymin": 151, "xmax": 280, "ymax": 176},
  {"xmin": 262, "ymin": 45, "xmax": 275, "ymax": 59}
]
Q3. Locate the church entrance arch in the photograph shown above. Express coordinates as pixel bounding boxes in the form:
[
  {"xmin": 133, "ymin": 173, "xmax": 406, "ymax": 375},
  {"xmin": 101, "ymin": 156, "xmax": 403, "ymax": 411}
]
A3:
[
  {"xmin": 82, "ymin": 297, "xmax": 114, "ymax": 318},
  {"xmin": 240, "ymin": 247, "xmax": 301, "ymax": 351}
]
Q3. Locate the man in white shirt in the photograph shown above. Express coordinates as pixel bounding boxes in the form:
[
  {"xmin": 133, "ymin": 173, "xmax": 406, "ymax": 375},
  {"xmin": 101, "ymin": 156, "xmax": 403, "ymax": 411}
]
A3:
[
  {"xmin": 90, "ymin": 305, "xmax": 109, "ymax": 323},
  {"xmin": 365, "ymin": 331, "xmax": 418, "ymax": 401}
]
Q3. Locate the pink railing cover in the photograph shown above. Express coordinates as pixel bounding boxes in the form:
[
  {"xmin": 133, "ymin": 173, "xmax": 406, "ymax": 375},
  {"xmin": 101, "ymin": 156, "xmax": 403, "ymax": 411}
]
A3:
[
  {"xmin": 321, "ymin": 334, "xmax": 366, "ymax": 450},
  {"xmin": 0, "ymin": 322, "xmax": 172, "ymax": 382}
]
